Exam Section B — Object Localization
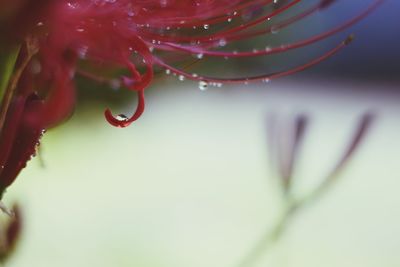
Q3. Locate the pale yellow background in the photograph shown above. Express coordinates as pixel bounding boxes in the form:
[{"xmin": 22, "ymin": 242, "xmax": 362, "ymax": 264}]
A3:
[{"xmin": 5, "ymin": 78, "xmax": 400, "ymax": 267}]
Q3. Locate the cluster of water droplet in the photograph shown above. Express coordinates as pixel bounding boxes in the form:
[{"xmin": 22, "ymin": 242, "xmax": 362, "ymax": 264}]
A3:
[{"xmin": 164, "ymin": 69, "xmax": 225, "ymax": 91}]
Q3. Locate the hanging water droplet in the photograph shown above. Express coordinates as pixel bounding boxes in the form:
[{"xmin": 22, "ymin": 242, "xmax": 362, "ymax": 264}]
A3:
[
  {"xmin": 116, "ymin": 114, "xmax": 128, "ymax": 121},
  {"xmin": 198, "ymin": 81, "xmax": 208, "ymax": 91},
  {"xmin": 165, "ymin": 69, "xmax": 171, "ymax": 75},
  {"xmin": 196, "ymin": 53, "xmax": 204, "ymax": 59},
  {"xmin": 178, "ymin": 75, "xmax": 185, "ymax": 81},
  {"xmin": 203, "ymin": 24, "xmax": 209, "ymax": 30}
]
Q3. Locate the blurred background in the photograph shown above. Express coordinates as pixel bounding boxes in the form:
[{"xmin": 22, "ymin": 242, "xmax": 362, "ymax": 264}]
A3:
[{"xmin": 4, "ymin": 0, "xmax": 400, "ymax": 267}]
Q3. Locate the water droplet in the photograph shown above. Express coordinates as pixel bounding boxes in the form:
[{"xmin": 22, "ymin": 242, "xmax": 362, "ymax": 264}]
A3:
[
  {"xmin": 178, "ymin": 75, "xmax": 185, "ymax": 81},
  {"xmin": 218, "ymin": 39, "xmax": 227, "ymax": 47},
  {"xmin": 77, "ymin": 46, "xmax": 88, "ymax": 59},
  {"xmin": 203, "ymin": 24, "xmax": 209, "ymax": 30},
  {"xmin": 198, "ymin": 81, "xmax": 208, "ymax": 91},
  {"xmin": 165, "ymin": 69, "xmax": 171, "ymax": 75},
  {"xmin": 160, "ymin": 0, "xmax": 167, "ymax": 7},
  {"xmin": 196, "ymin": 53, "xmax": 204, "ymax": 59},
  {"xmin": 116, "ymin": 114, "xmax": 128, "ymax": 121},
  {"xmin": 67, "ymin": 2, "xmax": 78, "ymax": 8},
  {"xmin": 271, "ymin": 26, "xmax": 280, "ymax": 34}
]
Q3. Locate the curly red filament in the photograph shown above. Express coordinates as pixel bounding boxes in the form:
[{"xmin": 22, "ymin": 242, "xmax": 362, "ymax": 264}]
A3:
[{"xmin": 0, "ymin": 0, "xmax": 386, "ymax": 197}]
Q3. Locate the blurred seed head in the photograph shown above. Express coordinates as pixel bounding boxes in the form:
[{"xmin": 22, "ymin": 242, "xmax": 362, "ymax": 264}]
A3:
[
  {"xmin": 0, "ymin": 204, "xmax": 22, "ymax": 263},
  {"xmin": 266, "ymin": 112, "xmax": 375, "ymax": 196}
]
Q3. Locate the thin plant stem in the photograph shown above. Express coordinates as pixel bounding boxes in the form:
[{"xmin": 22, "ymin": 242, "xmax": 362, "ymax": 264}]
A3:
[
  {"xmin": 235, "ymin": 113, "xmax": 373, "ymax": 267},
  {"xmin": 0, "ymin": 37, "xmax": 38, "ymax": 135},
  {"xmin": 0, "ymin": 45, "xmax": 20, "ymax": 107},
  {"xmin": 236, "ymin": 168, "xmax": 357, "ymax": 267},
  {"xmin": 236, "ymin": 199, "xmax": 297, "ymax": 267}
]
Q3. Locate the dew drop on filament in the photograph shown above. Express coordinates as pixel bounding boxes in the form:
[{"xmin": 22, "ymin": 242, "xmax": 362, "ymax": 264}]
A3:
[
  {"xmin": 198, "ymin": 81, "xmax": 208, "ymax": 91},
  {"xmin": 116, "ymin": 114, "xmax": 128, "ymax": 122},
  {"xmin": 218, "ymin": 39, "xmax": 227, "ymax": 47}
]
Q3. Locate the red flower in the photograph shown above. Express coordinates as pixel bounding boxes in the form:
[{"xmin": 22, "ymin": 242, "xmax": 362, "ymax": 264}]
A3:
[{"xmin": 0, "ymin": 0, "xmax": 385, "ymax": 197}]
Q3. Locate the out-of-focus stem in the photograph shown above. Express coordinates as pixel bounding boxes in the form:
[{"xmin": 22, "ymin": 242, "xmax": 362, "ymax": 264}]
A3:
[
  {"xmin": 0, "ymin": 45, "xmax": 21, "ymax": 136},
  {"xmin": 236, "ymin": 199, "xmax": 298, "ymax": 267},
  {"xmin": 236, "ymin": 113, "xmax": 373, "ymax": 267},
  {"xmin": 236, "ymin": 171, "xmax": 346, "ymax": 267},
  {"xmin": 0, "ymin": 37, "xmax": 38, "ymax": 135},
  {"xmin": 0, "ymin": 45, "xmax": 20, "ymax": 106}
]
